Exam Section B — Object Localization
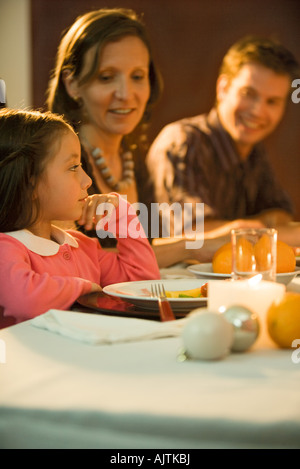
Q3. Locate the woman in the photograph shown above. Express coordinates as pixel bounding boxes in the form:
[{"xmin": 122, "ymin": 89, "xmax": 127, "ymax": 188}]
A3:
[{"xmin": 47, "ymin": 7, "xmax": 223, "ymax": 267}]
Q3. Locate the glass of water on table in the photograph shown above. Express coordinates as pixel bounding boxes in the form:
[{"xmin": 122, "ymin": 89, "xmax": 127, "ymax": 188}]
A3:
[{"xmin": 231, "ymin": 228, "xmax": 277, "ymax": 282}]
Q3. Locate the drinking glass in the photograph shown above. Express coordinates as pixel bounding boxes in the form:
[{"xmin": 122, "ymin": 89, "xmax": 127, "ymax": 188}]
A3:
[{"xmin": 231, "ymin": 228, "xmax": 277, "ymax": 282}]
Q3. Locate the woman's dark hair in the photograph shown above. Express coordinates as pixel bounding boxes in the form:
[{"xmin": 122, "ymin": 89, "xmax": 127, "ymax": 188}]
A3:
[
  {"xmin": 0, "ymin": 108, "xmax": 73, "ymax": 232},
  {"xmin": 46, "ymin": 8, "xmax": 163, "ymax": 130}
]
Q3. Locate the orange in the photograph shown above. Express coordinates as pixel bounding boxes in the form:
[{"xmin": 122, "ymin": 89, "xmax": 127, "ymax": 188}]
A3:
[
  {"xmin": 212, "ymin": 242, "xmax": 232, "ymax": 274},
  {"xmin": 213, "ymin": 239, "xmax": 296, "ymax": 274},
  {"xmin": 276, "ymin": 240, "xmax": 296, "ymax": 273},
  {"xmin": 255, "ymin": 238, "xmax": 295, "ymax": 273},
  {"xmin": 254, "ymin": 234, "xmax": 273, "ymax": 271},
  {"xmin": 212, "ymin": 240, "xmax": 254, "ymax": 274},
  {"xmin": 235, "ymin": 238, "xmax": 254, "ymax": 272},
  {"xmin": 267, "ymin": 292, "xmax": 300, "ymax": 348}
]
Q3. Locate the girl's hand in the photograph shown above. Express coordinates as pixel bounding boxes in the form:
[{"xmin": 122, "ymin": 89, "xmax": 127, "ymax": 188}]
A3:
[
  {"xmin": 90, "ymin": 283, "xmax": 103, "ymax": 293},
  {"xmin": 78, "ymin": 194, "xmax": 119, "ymax": 231}
]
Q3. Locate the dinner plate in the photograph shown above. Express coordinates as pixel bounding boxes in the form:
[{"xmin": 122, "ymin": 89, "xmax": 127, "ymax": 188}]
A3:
[
  {"xmin": 159, "ymin": 268, "xmax": 197, "ymax": 279},
  {"xmin": 103, "ymin": 279, "xmax": 209, "ymax": 312},
  {"xmin": 187, "ymin": 263, "xmax": 300, "ymax": 285},
  {"xmin": 287, "ymin": 276, "xmax": 300, "ymax": 293},
  {"xmin": 276, "ymin": 267, "xmax": 300, "ymax": 285},
  {"xmin": 187, "ymin": 263, "xmax": 230, "ymax": 279}
]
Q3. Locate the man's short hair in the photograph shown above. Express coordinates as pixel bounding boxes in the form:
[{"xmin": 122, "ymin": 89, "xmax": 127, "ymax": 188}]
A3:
[{"xmin": 219, "ymin": 35, "xmax": 300, "ymax": 84}]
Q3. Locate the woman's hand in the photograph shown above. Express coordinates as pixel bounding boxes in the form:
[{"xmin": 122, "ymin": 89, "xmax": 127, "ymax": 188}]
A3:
[{"xmin": 77, "ymin": 194, "xmax": 119, "ymax": 231}]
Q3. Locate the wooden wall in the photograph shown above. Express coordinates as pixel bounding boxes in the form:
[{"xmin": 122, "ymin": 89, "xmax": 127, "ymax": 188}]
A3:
[{"xmin": 31, "ymin": 0, "xmax": 300, "ymax": 218}]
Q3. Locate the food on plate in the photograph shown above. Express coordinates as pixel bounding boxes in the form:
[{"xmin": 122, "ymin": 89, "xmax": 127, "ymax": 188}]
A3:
[
  {"xmin": 212, "ymin": 239, "xmax": 296, "ymax": 274},
  {"xmin": 165, "ymin": 283, "xmax": 208, "ymax": 298},
  {"xmin": 199, "ymin": 282, "xmax": 208, "ymax": 297},
  {"xmin": 267, "ymin": 292, "xmax": 300, "ymax": 348}
]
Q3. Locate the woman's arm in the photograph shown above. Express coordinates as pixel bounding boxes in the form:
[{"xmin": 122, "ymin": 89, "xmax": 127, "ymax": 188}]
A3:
[
  {"xmin": 151, "ymin": 235, "xmax": 231, "ymax": 268},
  {"xmin": 277, "ymin": 222, "xmax": 300, "ymax": 249}
]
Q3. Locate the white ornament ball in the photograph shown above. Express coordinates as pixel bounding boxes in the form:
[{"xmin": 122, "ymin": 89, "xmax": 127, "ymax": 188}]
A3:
[{"xmin": 182, "ymin": 310, "xmax": 234, "ymax": 360}]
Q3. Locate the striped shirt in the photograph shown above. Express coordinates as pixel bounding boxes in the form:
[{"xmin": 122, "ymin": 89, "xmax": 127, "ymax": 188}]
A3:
[{"xmin": 146, "ymin": 108, "xmax": 293, "ymax": 234}]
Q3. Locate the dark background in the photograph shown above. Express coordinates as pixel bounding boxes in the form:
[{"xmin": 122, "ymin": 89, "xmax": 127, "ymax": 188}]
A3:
[{"xmin": 31, "ymin": 0, "xmax": 300, "ymax": 219}]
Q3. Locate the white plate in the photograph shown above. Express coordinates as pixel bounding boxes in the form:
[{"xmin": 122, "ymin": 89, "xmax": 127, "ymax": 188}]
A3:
[
  {"xmin": 187, "ymin": 263, "xmax": 230, "ymax": 279},
  {"xmin": 187, "ymin": 263, "xmax": 300, "ymax": 285},
  {"xmin": 159, "ymin": 268, "xmax": 197, "ymax": 279},
  {"xmin": 103, "ymin": 279, "xmax": 209, "ymax": 312},
  {"xmin": 287, "ymin": 277, "xmax": 300, "ymax": 293},
  {"xmin": 276, "ymin": 268, "xmax": 300, "ymax": 285}
]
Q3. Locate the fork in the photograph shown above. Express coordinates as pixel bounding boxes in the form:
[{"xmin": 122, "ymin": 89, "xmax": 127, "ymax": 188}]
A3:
[{"xmin": 151, "ymin": 283, "xmax": 176, "ymax": 322}]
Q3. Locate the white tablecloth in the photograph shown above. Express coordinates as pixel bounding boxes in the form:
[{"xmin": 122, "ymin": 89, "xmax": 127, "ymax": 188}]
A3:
[{"xmin": 1, "ymin": 288, "xmax": 300, "ymax": 450}]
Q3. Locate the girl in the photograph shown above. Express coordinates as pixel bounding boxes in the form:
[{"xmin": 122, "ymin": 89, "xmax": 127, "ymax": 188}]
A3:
[{"xmin": 0, "ymin": 108, "xmax": 160, "ymax": 327}]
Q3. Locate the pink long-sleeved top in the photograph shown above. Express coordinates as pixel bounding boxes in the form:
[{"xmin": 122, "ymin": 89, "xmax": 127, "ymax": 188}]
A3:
[{"xmin": 0, "ymin": 195, "xmax": 160, "ymax": 326}]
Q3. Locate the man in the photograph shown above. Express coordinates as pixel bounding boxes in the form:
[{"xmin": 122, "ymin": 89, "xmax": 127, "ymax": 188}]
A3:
[{"xmin": 146, "ymin": 36, "xmax": 299, "ymax": 238}]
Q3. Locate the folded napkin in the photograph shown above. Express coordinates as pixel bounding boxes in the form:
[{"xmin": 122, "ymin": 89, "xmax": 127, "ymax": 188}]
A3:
[{"xmin": 31, "ymin": 310, "xmax": 186, "ymax": 345}]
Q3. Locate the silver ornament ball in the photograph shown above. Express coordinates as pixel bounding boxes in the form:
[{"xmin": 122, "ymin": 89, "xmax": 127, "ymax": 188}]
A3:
[{"xmin": 223, "ymin": 305, "xmax": 260, "ymax": 352}]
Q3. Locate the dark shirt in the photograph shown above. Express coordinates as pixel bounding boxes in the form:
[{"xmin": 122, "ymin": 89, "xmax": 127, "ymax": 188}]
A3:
[{"xmin": 146, "ymin": 108, "xmax": 293, "ymax": 234}]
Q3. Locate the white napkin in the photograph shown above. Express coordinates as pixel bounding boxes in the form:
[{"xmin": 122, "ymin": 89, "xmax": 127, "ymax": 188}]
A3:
[{"xmin": 31, "ymin": 310, "xmax": 186, "ymax": 345}]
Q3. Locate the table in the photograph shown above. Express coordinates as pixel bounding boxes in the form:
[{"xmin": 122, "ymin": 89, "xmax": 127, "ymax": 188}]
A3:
[{"xmin": 1, "ymin": 278, "xmax": 300, "ymax": 449}]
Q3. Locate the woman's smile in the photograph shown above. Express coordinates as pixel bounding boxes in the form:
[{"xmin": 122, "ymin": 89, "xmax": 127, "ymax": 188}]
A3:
[{"xmin": 70, "ymin": 35, "xmax": 150, "ymax": 139}]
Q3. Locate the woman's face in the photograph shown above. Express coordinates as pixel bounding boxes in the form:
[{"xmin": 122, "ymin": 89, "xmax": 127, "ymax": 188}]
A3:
[{"xmin": 71, "ymin": 35, "xmax": 151, "ymax": 138}]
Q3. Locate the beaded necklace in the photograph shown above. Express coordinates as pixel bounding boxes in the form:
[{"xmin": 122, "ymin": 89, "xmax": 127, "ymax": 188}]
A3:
[{"xmin": 84, "ymin": 140, "xmax": 135, "ymax": 192}]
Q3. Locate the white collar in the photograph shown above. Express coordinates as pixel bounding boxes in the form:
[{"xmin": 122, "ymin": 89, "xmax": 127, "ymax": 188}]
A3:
[{"xmin": 5, "ymin": 225, "xmax": 79, "ymax": 256}]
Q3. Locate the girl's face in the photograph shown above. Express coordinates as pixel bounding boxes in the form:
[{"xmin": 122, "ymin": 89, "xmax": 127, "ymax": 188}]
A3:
[
  {"xmin": 35, "ymin": 130, "xmax": 92, "ymax": 224},
  {"xmin": 67, "ymin": 35, "xmax": 151, "ymax": 138}
]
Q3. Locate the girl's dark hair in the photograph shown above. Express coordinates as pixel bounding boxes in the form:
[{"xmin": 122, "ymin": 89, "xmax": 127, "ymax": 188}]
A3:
[
  {"xmin": 46, "ymin": 8, "xmax": 163, "ymax": 131},
  {"xmin": 0, "ymin": 108, "xmax": 73, "ymax": 232}
]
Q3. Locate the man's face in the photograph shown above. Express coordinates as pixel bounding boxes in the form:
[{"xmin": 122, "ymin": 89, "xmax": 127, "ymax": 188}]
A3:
[{"xmin": 217, "ymin": 63, "xmax": 290, "ymax": 158}]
